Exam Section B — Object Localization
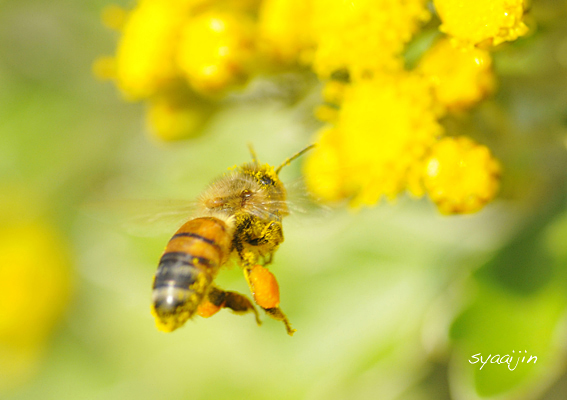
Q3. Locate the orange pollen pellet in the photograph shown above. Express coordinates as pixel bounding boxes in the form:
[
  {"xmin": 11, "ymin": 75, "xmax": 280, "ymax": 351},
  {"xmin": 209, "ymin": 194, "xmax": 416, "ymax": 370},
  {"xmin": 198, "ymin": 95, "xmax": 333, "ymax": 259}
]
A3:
[
  {"xmin": 197, "ymin": 299, "xmax": 222, "ymax": 318},
  {"xmin": 249, "ymin": 265, "xmax": 280, "ymax": 309}
]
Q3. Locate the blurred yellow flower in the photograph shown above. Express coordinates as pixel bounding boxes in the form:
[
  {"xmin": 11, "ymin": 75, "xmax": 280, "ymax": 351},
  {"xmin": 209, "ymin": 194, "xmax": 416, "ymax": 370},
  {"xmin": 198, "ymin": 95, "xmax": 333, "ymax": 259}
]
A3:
[
  {"xmin": 321, "ymin": 80, "xmax": 347, "ymax": 106},
  {"xmin": 312, "ymin": 80, "xmax": 347, "ymax": 122},
  {"xmin": 101, "ymin": 0, "xmax": 267, "ymax": 139},
  {"xmin": 423, "ymin": 136, "xmax": 501, "ymax": 214},
  {"xmin": 92, "ymin": 56, "xmax": 116, "ymax": 81},
  {"xmin": 258, "ymin": 0, "xmax": 314, "ymax": 65},
  {"xmin": 310, "ymin": 0, "xmax": 430, "ymax": 79},
  {"xmin": 146, "ymin": 91, "xmax": 215, "ymax": 141},
  {"xmin": 101, "ymin": 4, "xmax": 127, "ymax": 31},
  {"xmin": 114, "ymin": 0, "xmax": 186, "ymax": 100},
  {"xmin": 434, "ymin": 0, "xmax": 528, "ymax": 45},
  {"xmin": 0, "ymin": 221, "xmax": 72, "ymax": 392},
  {"xmin": 313, "ymin": 104, "xmax": 339, "ymax": 123},
  {"xmin": 176, "ymin": 12, "xmax": 257, "ymax": 95},
  {"xmin": 417, "ymin": 37, "xmax": 495, "ymax": 114},
  {"xmin": 213, "ymin": 0, "xmax": 262, "ymax": 12}
]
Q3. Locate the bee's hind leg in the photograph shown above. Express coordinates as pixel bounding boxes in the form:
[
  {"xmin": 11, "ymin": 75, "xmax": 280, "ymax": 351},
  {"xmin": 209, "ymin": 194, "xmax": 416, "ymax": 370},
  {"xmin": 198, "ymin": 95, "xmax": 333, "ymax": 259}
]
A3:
[
  {"xmin": 244, "ymin": 264, "xmax": 296, "ymax": 336},
  {"xmin": 197, "ymin": 286, "xmax": 261, "ymax": 325}
]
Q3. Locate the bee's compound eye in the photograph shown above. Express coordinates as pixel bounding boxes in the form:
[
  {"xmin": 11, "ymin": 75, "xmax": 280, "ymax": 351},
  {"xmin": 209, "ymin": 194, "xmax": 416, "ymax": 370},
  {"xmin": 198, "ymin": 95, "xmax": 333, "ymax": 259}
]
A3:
[
  {"xmin": 241, "ymin": 189, "xmax": 252, "ymax": 198},
  {"xmin": 260, "ymin": 176, "xmax": 274, "ymax": 185}
]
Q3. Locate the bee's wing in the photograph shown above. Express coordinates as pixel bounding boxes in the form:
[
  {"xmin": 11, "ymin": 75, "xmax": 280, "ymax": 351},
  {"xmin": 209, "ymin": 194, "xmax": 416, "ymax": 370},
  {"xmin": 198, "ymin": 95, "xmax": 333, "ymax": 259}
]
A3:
[
  {"xmin": 81, "ymin": 199, "xmax": 198, "ymax": 237},
  {"xmin": 245, "ymin": 178, "xmax": 330, "ymax": 223},
  {"xmin": 246, "ymin": 199, "xmax": 290, "ymax": 221},
  {"xmin": 285, "ymin": 179, "xmax": 331, "ymax": 217}
]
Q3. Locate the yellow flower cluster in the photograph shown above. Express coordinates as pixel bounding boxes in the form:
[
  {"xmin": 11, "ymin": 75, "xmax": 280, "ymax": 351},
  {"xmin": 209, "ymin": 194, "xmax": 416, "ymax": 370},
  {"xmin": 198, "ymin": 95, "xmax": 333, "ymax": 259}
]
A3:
[
  {"xmin": 309, "ymin": 0, "xmax": 430, "ymax": 79},
  {"xmin": 306, "ymin": 73, "xmax": 441, "ymax": 206},
  {"xmin": 97, "ymin": 0, "xmax": 262, "ymax": 141},
  {"xmin": 99, "ymin": 0, "xmax": 527, "ymax": 213},
  {"xmin": 303, "ymin": 0, "xmax": 526, "ymax": 214},
  {"xmin": 0, "ymin": 188, "xmax": 73, "ymax": 392},
  {"xmin": 98, "ymin": 0, "xmax": 431, "ymax": 141}
]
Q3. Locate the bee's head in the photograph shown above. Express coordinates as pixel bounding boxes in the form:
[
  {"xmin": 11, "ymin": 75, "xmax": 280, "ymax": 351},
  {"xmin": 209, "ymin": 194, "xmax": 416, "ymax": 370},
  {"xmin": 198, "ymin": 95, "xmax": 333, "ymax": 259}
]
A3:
[
  {"xmin": 237, "ymin": 163, "xmax": 288, "ymax": 217},
  {"xmin": 239, "ymin": 163, "xmax": 284, "ymax": 191},
  {"xmin": 203, "ymin": 145, "xmax": 315, "ymax": 218},
  {"xmin": 243, "ymin": 143, "xmax": 315, "ymax": 186}
]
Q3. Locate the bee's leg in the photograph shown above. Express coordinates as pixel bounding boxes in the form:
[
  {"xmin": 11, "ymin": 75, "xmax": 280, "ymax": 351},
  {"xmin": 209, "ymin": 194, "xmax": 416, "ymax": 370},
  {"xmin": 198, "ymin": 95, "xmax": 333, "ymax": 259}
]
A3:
[
  {"xmin": 197, "ymin": 286, "xmax": 261, "ymax": 325},
  {"xmin": 244, "ymin": 264, "xmax": 296, "ymax": 336},
  {"xmin": 223, "ymin": 291, "xmax": 262, "ymax": 325},
  {"xmin": 263, "ymin": 252, "xmax": 274, "ymax": 265},
  {"xmin": 260, "ymin": 221, "xmax": 284, "ymax": 247},
  {"xmin": 256, "ymin": 221, "xmax": 284, "ymax": 265}
]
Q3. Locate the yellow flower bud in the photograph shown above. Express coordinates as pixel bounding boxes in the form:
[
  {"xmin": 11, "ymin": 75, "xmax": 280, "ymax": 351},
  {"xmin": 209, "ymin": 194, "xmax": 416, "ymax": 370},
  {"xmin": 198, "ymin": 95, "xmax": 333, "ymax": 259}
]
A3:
[
  {"xmin": 424, "ymin": 136, "xmax": 501, "ymax": 214},
  {"xmin": 115, "ymin": 0, "xmax": 185, "ymax": 100},
  {"xmin": 92, "ymin": 56, "xmax": 116, "ymax": 81},
  {"xmin": 417, "ymin": 37, "xmax": 495, "ymax": 113},
  {"xmin": 176, "ymin": 12, "xmax": 257, "ymax": 95},
  {"xmin": 258, "ymin": 0, "xmax": 314, "ymax": 65},
  {"xmin": 313, "ymin": 104, "xmax": 339, "ymax": 123},
  {"xmin": 101, "ymin": 4, "xmax": 128, "ymax": 31},
  {"xmin": 146, "ymin": 93, "xmax": 214, "ymax": 141},
  {"xmin": 434, "ymin": 0, "xmax": 528, "ymax": 45},
  {"xmin": 322, "ymin": 80, "xmax": 346, "ymax": 105}
]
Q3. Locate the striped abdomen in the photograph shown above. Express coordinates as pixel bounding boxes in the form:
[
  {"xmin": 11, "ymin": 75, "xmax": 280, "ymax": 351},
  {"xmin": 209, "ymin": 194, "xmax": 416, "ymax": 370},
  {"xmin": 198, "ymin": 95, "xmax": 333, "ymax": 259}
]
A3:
[{"xmin": 151, "ymin": 217, "xmax": 232, "ymax": 332}]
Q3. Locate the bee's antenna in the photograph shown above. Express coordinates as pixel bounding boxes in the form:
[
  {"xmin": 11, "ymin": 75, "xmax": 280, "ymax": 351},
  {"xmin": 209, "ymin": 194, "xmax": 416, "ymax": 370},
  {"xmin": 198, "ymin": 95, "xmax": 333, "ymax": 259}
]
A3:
[
  {"xmin": 275, "ymin": 144, "xmax": 315, "ymax": 175},
  {"xmin": 248, "ymin": 143, "xmax": 259, "ymax": 163}
]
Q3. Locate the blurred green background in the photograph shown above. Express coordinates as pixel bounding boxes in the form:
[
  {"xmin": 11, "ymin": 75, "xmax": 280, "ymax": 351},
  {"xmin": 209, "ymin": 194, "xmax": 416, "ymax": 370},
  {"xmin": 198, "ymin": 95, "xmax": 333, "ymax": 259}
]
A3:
[{"xmin": 2, "ymin": 1, "xmax": 567, "ymax": 399}]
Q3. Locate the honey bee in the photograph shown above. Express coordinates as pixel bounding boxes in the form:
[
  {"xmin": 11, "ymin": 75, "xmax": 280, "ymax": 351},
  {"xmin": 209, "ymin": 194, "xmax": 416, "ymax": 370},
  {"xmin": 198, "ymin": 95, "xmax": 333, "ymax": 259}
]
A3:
[{"xmin": 151, "ymin": 144, "xmax": 314, "ymax": 336}]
